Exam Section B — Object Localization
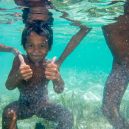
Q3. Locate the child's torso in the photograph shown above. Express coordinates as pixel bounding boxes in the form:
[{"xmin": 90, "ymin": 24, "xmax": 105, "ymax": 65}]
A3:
[{"xmin": 18, "ymin": 55, "xmax": 49, "ymax": 104}]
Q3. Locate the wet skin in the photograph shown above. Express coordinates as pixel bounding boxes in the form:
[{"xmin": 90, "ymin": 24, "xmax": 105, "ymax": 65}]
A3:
[
  {"xmin": 0, "ymin": 44, "xmax": 19, "ymax": 56},
  {"xmin": 2, "ymin": 32, "xmax": 73, "ymax": 129},
  {"xmin": 102, "ymin": 6, "xmax": 129, "ymax": 129}
]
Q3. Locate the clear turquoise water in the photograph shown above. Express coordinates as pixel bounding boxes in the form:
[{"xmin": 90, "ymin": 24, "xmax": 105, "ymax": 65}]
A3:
[
  {"xmin": 0, "ymin": 0, "xmax": 125, "ymax": 128},
  {"xmin": 0, "ymin": 12, "xmax": 113, "ymax": 95}
]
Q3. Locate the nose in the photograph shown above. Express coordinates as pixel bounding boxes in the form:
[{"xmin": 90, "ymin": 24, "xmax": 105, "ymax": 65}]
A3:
[{"xmin": 33, "ymin": 47, "xmax": 39, "ymax": 54}]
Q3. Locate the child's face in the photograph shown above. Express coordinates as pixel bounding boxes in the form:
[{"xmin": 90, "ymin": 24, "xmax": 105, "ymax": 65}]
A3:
[{"xmin": 25, "ymin": 31, "xmax": 49, "ymax": 63}]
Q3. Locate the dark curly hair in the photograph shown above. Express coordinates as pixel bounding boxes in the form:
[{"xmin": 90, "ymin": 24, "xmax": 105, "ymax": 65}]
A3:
[
  {"xmin": 22, "ymin": 8, "xmax": 54, "ymax": 25},
  {"xmin": 21, "ymin": 20, "xmax": 53, "ymax": 50}
]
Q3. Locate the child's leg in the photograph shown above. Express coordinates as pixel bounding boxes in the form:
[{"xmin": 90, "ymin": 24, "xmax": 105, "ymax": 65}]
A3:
[
  {"xmin": 37, "ymin": 102, "xmax": 73, "ymax": 129},
  {"xmin": 2, "ymin": 101, "xmax": 19, "ymax": 129},
  {"xmin": 2, "ymin": 101, "xmax": 34, "ymax": 129},
  {"xmin": 102, "ymin": 61, "xmax": 129, "ymax": 129}
]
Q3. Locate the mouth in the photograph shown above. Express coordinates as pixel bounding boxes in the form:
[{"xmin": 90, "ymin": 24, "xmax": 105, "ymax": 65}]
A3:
[{"xmin": 30, "ymin": 55, "xmax": 43, "ymax": 62}]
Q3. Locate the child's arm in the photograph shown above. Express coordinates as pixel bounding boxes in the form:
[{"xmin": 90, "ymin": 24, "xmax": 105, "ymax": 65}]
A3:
[
  {"xmin": 6, "ymin": 56, "xmax": 33, "ymax": 90},
  {"xmin": 57, "ymin": 22, "xmax": 91, "ymax": 66},
  {"xmin": 51, "ymin": 10, "xmax": 91, "ymax": 66},
  {"xmin": 6, "ymin": 56, "xmax": 22, "ymax": 90},
  {"xmin": 45, "ymin": 57, "xmax": 64, "ymax": 93},
  {"xmin": 52, "ymin": 75, "xmax": 64, "ymax": 94},
  {"xmin": 0, "ymin": 44, "xmax": 20, "ymax": 56}
]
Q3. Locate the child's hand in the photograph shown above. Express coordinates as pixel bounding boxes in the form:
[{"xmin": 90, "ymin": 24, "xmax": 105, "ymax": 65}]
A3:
[
  {"xmin": 45, "ymin": 57, "xmax": 60, "ymax": 80},
  {"xmin": 18, "ymin": 64, "xmax": 33, "ymax": 81}
]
